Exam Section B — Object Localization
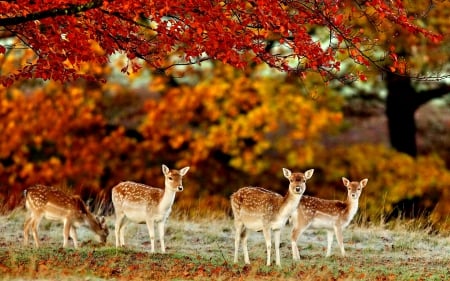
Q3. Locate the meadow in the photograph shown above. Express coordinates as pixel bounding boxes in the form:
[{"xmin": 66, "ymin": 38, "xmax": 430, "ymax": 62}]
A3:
[{"xmin": 1, "ymin": 208, "xmax": 450, "ymax": 280}]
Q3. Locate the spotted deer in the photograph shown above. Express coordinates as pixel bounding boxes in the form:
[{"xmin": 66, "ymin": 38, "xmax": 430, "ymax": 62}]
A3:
[
  {"xmin": 23, "ymin": 185, "xmax": 109, "ymax": 248},
  {"xmin": 291, "ymin": 177, "xmax": 368, "ymax": 260},
  {"xmin": 230, "ymin": 168, "xmax": 314, "ymax": 266},
  {"xmin": 111, "ymin": 164, "xmax": 190, "ymax": 252}
]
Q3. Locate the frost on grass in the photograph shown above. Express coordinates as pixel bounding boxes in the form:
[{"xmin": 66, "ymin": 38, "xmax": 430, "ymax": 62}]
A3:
[{"xmin": 1, "ymin": 210, "xmax": 450, "ymax": 280}]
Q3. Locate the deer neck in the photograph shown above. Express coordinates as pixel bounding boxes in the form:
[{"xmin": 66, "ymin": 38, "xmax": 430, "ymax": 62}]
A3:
[
  {"xmin": 345, "ymin": 195, "xmax": 359, "ymax": 223},
  {"xmin": 83, "ymin": 213, "xmax": 98, "ymax": 230},
  {"xmin": 159, "ymin": 187, "xmax": 177, "ymax": 212},
  {"xmin": 276, "ymin": 191, "xmax": 302, "ymax": 222},
  {"xmin": 73, "ymin": 196, "xmax": 92, "ymax": 226}
]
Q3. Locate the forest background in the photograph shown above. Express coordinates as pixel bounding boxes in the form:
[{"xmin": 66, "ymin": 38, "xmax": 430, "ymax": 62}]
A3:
[{"xmin": 0, "ymin": 0, "xmax": 450, "ymax": 231}]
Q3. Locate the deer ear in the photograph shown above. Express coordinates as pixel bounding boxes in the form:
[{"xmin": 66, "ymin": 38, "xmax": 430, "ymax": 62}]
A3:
[
  {"xmin": 360, "ymin": 178, "xmax": 368, "ymax": 188},
  {"xmin": 180, "ymin": 166, "xmax": 190, "ymax": 176},
  {"xmin": 282, "ymin": 168, "xmax": 292, "ymax": 178},
  {"xmin": 162, "ymin": 164, "xmax": 170, "ymax": 175},
  {"xmin": 342, "ymin": 177, "xmax": 350, "ymax": 187},
  {"xmin": 304, "ymin": 169, "xmax": 314, "ymax": 180}
]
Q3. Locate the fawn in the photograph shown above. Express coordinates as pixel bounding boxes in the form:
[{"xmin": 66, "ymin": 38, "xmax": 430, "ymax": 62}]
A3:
[
  {"xmin": 291, "ymin": 177, "xmax": 368, "ymax": 260},
  {"xmin": 230, "ymin": 168, "xmax": 314, "ymax": 266},
  {"xmin": 23, "ymin": 185, "xmax": 109, "ymax": 248},
  {"xmin": 111, "ymin": 164, "xmax": 190, "ymax": 252}
]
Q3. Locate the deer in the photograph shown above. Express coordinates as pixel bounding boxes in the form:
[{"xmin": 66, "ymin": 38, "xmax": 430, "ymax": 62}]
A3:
[
  {"xmin": 230, "ymin": 168, "xmax": 314, "ymax": 266},
  {"xmin": 23, "ymin": 185, "xmax": 109, "ymax": 248},
  {"xmin": 111, "ymin": 164, "xmax": 190, "ymax": 252},
  {"xmin": 290, "ymin": 177, "xmax": 368, "ymax": 260}
]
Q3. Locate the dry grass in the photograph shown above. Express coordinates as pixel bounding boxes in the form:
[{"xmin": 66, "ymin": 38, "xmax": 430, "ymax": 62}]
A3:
[{"xmin": 1, "ymin": 208, "xmax": 450, "ymax": 280}]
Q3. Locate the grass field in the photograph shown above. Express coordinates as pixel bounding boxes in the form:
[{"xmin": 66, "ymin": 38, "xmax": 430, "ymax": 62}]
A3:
[{"xmin": 1, "ymin": 208, "xmax": 450, "ymax": 280}]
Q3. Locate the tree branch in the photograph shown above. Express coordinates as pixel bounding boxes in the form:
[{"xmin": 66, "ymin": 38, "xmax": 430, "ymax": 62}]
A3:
[
  {"xmin": 0, "ymin": 0, "xmax": 103, "ymax": 26},
  {"xmin": 416, "ymin": 84, "xmax": 450, "ymax": 108}
]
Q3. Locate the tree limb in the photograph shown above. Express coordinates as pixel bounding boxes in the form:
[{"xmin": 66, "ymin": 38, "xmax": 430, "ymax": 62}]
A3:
[
  {"xmin": 415, "ymin": 84, "xmax": 450, "ymax": 108},
  {"xmin": 0, "ymin": 0, "xmax": 103, "ymax": 26}
]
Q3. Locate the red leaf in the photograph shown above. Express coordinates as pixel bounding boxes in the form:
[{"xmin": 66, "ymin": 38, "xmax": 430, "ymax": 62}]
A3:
[{"xmin": 335, "ymin": 14, "xmax": 343, "ymax": 26}]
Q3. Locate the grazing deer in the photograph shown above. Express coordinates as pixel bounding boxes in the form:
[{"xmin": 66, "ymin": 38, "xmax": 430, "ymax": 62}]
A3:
[
  {"xmin": 23, "ymin": 185, "xmax": 109, "ymax": 248},
  {"xmin": 111, "ymin": 164, "xmax": 190, "ymax": 252},
  {"xmin": 291, "ymin": 177, "xmax": 368, "ymax": 260},
  {"xmin": 230, "ymin": 168, "xmax": 314, "ymax": 266}
]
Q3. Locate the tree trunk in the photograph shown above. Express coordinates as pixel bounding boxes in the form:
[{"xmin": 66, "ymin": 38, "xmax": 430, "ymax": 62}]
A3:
[{"xmin": 385, "ymin": 72, "xmax": 450, "ymax": 157}]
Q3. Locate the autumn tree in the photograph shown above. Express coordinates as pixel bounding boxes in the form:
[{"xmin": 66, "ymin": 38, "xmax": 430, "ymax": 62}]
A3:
[
  {"xmin": 383, "ymin": 0, "xmax": 450, "ymax": 157},
  {"xmin": 385, "ymin": 73, "xmax": 449, "ymax": 157},
  {"xmin": 337, "ymin": 1, "xmax": 450, "ymax": 157},
  {"xmin": 0, "ymin": 0, "xmax": 443, "ymax": 86}
]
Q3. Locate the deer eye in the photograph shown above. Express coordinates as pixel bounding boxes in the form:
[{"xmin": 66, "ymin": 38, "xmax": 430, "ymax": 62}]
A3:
[{"xmin": 168, "ymin": 177, "xmax": 173, "ymax": 181}]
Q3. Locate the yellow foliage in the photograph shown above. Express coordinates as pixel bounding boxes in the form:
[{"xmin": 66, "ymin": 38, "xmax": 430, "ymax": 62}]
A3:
[
  {"xmin": 142, "ymin": 64, "xmax": 342, "ymax": 179},
  {"xmin": 313, "ymin": 144, "xmax": 450, "ymax": 227}
]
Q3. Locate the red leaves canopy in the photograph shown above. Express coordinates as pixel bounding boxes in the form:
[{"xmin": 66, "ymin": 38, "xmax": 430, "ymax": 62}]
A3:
[{"xmin": 0, "ymin": 0, "xmax": 443, "ymax": 85}]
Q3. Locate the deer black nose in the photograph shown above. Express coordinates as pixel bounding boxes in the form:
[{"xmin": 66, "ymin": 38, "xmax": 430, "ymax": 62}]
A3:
[
  {"xmin": 295, "ymin": 186, "xmax": 302, "ymax": 193},
  {"xmin": 177, "ymin": 186, "xmax": 184, "ymax": 191}
]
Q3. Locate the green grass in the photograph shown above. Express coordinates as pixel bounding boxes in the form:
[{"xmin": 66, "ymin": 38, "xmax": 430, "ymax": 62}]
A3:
[{"xmin": 1, "ymin": 210, "xmax": 450, "ymax": 280}]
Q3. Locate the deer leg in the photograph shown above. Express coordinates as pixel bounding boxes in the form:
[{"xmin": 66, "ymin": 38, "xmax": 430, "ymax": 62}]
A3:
[
  {"xmin": 119, "ymin": 221, "xmax": 128, "ymax": 247},
  {"xmin": 326, "ymin": 230, "xmax": 334, "ymax": 257},
  {"xmin": 262, "ymin": 227, "xmax": 272, "ymax": 266},
  {"xmin": 157, "ymin": 221, "xmax": 166, "ymax": 253},
  {"xmin": 114, "ymin": 211, "xmax": 126, "ymax": 247},
  {"xmin": 31, "ymin": 214, "xmax": 43, "ymax": 248},
  {"xmin": 241, "ymin": 228, "xmax": 250, "ymax": 264},
  {"xmin": 62, "ymin": 219, "xmax": 72, "ymax": 248},
  {"xmin": 233, "ymin": 221, "xmax": 244, "ymax": 263},
  {"xmin": 291, "ymin": 222, "xmax": 309, "ymax": 261},
  {"xmin": 291, "ymin": 226, "xmax": 301, "ymax": 261},
  {"xmin": 146, "ymin": 219, "xmax": 156, "ymax": 253},
  {"xmin": 334, "ymin": 225, "xmax": 345, "ymax": 256},
  {"xmin": 70, "ymin": 226, "xmax": 79, "ymax": 248},
  {"xmin": 274, "ymin": 229, "xmax": 281, "ymax": 266},
  {"xmin": 23, "ymin": 215, "xmax": 33, "ymax": 246}
]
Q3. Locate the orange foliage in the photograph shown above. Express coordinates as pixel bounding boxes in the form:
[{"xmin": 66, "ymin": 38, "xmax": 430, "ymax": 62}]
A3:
[
  {"xmin": 0, "ymin": 81, "xmax": 141, "ymax": 210},
  {"xmin": 348, "ymin": 0, "xmax": 450, "ymax": 77},
  {"xmin": 0, "ymin": 63, "xmax": 343, "ymax": 213},
  {"xmin": 0, "ymin": 0, "xmax": 444, "ymax": 85}
]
